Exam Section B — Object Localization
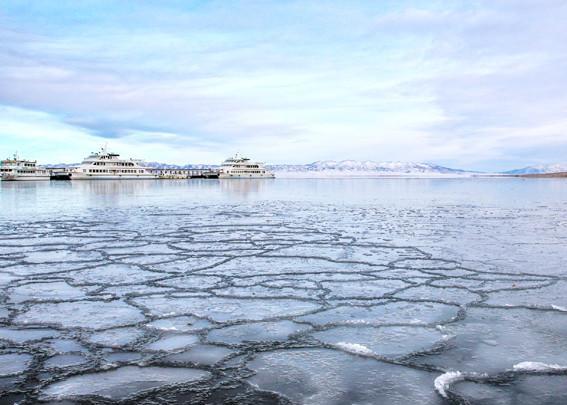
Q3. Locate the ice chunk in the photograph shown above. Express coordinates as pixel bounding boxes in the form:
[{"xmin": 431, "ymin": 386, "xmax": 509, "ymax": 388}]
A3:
[
  {"xmin": 453, "ymin": 375, "xmax": 567, "ymax": 404},
  {"xmin": 148, "ymin": 256, "xmax": 229, "ymax": 273},
  {"xmin": 297, "ymin": 301, "xmax": 459, "ymax": 326},
  {"xmin": 248, "ymin": 348, "xmax": 440, "ymax": 405},
  {"xmin": 8, "ymin": 281, "xmax": 88, "ymax": 303},
  {"xmin": 312, "ymin": 325, "xmax": 445, "ymax": 358},
  {"xmin": 87, "ymin": 327, "xmax": 145, "ymax": 347},
  {"xmin": 146, "ymin": 316, "xmax": 212, "ymax": 332},
  {"xmin": 394, "ymin": 285, "xmax": 481, "ymax": 305},
  {"xmin": 323, "ymin": 280, "xmax": 409, "ymax": 300},
  {"xmin": 41, "ymin": 366, "xmax": 211, "ymax": 400},
  {"xmin": 512, "ymin": 361, "xmax": 566, "ymax": 372},
  {"xmin": 15, "ymin": 300, "xmax": 145, "ymax": 330},
  {"xmin": 199, "ymin": 256, "xmax": 373, "ymax": 277},
  {"xmin": 485, "ymin": 280, "xmax": 567, "ymax": 309},
  {"xmin": 67, "ymin": 264, "xmax": 164, "ymax": 285},
  {"xmin": 213, "ymin": 285, "xmax": 321, "ymax": 299},
  {"xmin": 0, "ymin": 327, "xmax": 59, "ymax": 343},
  {"xmin": 144, "ymin": 334, "xmax": 199, "ymax": 351},
  {"xmin": 0, "ymin": 353, "xmax": 33, "ymax": 376},
  {"xmin": 416, "ymin": 307, "xmax": 567, "ymax": 373},
  {"xmin": 48, "ymin": 339, "xmax": 88, "ymax": 353},
  {"xmin": 44, "ymin": 354, "xmax": 88, "ymax": 369},
  {"xmin": 24, "ymin": 250, "xmax": 102, "ymax": 263},
  {"xmin": 334, "ymin": 342, "xmax": 373, "ymax": 356},
  {"xmin": 103, "ymin": 352, "xmax": 143, "ymax": 364},
  {"xmin": 157, "ymin": 275, "xmax": 223, "ymax": 289},
  {"xmin": 207, "ymin": 320, "xmax": 311, "ymax": 345},
  {"xmin": 0, "ymin": 272, "xmax": 19, "ymax": 286},
  {"xmin": 164, "ymin": 344, "xmax": 234, "ymax": 365},
  {"xmin": 134, "ymin": 296, "xmax": 319, "ymax": 322},
  {"xmin": 434, "ymin": 371, "xmax": 463, "ymax": 398}
]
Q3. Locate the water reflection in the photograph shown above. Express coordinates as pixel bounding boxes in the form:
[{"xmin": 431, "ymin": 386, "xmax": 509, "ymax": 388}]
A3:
[
  {"xmin": 219, "ymin": 178, "xmax": 274, "ymax": 197},
  {"xmin": 2, "ymin": 178, "xmax": 567, "ymax": 221}
]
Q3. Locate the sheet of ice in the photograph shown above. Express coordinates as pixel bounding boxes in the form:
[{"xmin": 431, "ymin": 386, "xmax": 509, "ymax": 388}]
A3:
[
  {"xmin": 296, "ymin": 301, "xmax": 459, "ymax": 326},
  {"xmin": 24, "ymin": 250, "xmax": 103, "ymax": 263},
  {"xmin": 146, "ymin": 316, "xmax": 212, "ymax": 332},
  {"xmin": 198, "ymin": 256, "xmax": 374, "ymax": 277},
  {"xmin": 0, "ymin": 272, "xmax": 19, "ymax": 286},
  {"xmin": 453, "ymin": 375, "xmax": 567, "ymax": 404},
  {"xmin": 41, "ymin": 366, "xmax": 211, "ymax": 400},
  {"xmin": 214, "ymin": 284, "xmax": 321, "ymax": 299},
  {"xmin": 134, "ymin": 296, "xmax": 319, "ymax": 322},
  {"xmin": 87, "ymin": 327, "xmax": 145, "ymax": 347},
  {"xmin": 248, "ymin": 348, "xmax": 442, "ymax": 405},
  {"xmin": 0, "ymin": 353, "xmax": 33, "ymax": 376},
  {"xmin": 206, "ymin": 320, "xmax": 311, "ymax": 345},
  {"xmin": 103, "ymin": 351, "xmax": 143, "ymax": 364},
  {"xmin": 44, "ymin": 354, "xmax": 88, "ymax": 369},
  {"xmin": 147, "ymin": 257, "xmax": 230, "ymax": 273},
  {"xmin": 164, "ymin": 344, "xmax": 234, "ymax": 365},
  {"xmin": 312, "ymin": 325, "xmax": 445, "ymax": 358},
  {"xmin": 144, "ymin": 334, "xmax": 199, "ymax": 351},
  {"xmin": 67, "ymin": 264, "xmax": 164, "ymax": 285},
  {"xmin": 15, "ymin": 300, "xmax": 145, "ymax": 330},
  {"xmin": 8, "ymin": 281, "xmax": 89, "ymax": 303},
  {"xmin": 47, "ymin": 339, "xmax": 88, "ymax": 353},
  {"xmin": 156, "ymin": 275, "xmax": 223, "ymax": 289},
  {"xmin": 415, "ymin": 307, "xmax": 567, "ymax": 373},
  {"xmin": 322, "ymin": 279, "xmax": 410, "ymax": 300},
  {"xmin": 0, "ymin": 327, "xmax": 59, "ymax": 343},
  {"xmin": 3, "ymin": 179, "xmax": 567, "ymax": 403},
  {"xmin": 394, "ymin": 285, "xmax": 481, "ymax": 305},
  {"xmin": 512, "ymin": 361, "xmax": 567, "ymax": 372},
  {"xmin": 485, "ymin": 280, "xmax": 567, "ymax": 309}
]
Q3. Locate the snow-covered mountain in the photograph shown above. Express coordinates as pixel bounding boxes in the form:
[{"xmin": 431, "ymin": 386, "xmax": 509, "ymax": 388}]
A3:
[
  {"xmin": 267, "ymin": 160, "xmax": 473, "ymax": 177},
  {"xmin": 503, "ymin": 163, "xmax": 567, "ymax": 175}
]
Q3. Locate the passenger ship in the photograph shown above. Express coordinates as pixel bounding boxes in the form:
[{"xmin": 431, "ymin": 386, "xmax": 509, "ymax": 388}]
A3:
[
  {"xmin": 70, "ymin": 148, "xmax": 158, "ymax": 180},
  {"xmin": 0, "ymin": 154, "xmax": 50, "ymax": 181},
  {"xmin": 219, "ymin": 155, "xmax": 275, "ymax": 178}
]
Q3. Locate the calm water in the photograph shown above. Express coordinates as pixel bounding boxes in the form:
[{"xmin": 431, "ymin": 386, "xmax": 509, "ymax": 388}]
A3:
[{"xmin": 1, "ymin": 178, "xmax": 567, "ymax": 404}]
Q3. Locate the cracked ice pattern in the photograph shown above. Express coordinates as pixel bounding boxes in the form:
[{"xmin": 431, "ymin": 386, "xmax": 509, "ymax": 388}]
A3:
[{"xmin": 1, "ymin": 179, "xmax": 567, "ymax": 404}]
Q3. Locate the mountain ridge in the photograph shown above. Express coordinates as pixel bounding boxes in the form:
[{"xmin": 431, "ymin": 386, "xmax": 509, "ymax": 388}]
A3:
[
  {"xmin": 43, "ymin": 160, "xmax": 567, "ymax": 176},
  {"xmin": 503, "ymin": 163, "xmax": 567, "ymax": 175}
]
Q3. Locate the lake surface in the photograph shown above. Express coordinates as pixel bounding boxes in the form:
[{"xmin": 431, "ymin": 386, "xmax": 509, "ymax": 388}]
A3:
[{"xmin": 1, "ymin": 178, "xmax": 567, "ymax": 404}]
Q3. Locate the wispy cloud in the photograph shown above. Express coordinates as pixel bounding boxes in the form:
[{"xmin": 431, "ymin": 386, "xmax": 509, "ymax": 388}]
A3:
[{"xmin": 0, "ymin": 0, "xmax": 566, "ymax": 169}]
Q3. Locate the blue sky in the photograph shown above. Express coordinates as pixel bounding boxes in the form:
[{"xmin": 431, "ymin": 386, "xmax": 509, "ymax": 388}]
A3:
[{"xmin": 0, "ymin": 0, "xmax": 566, "ymax": 170}]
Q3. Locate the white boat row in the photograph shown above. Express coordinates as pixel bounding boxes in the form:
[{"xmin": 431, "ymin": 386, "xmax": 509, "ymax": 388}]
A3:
[{"xmin": 0, "ymin": 149, "xmax": 275, "ymax": 181}]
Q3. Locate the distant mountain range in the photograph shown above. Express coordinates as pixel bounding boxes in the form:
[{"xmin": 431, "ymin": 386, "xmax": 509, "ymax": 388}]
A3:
[
  {"xmin": 503, "ymin": 163, "xmax": 567, "ymax": 175},
  {"xmin": 46, "ymin": 160, "xmax": 567, "ymax": 177},
  {"xmin": 267, "ymin": 160, "xmax": 474, "ymax": 177}
]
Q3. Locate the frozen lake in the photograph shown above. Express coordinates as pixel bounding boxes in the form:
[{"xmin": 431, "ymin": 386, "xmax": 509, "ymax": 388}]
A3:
[{"xmin": 1, "ymin": 178, "xmax": 567, "ymax": 404}]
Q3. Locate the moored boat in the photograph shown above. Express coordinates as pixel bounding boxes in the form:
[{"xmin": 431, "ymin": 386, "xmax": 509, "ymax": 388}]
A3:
[
  {"xmin": 218, "ymin": 155, "xmax": 275, "ymax": 178},
  {"xmin": 69, "ymin": 147, "xmax": 158, "ymax": 180},
  {"xmin": 0, "ymin": 154, "xmax": 50, "ymax": 181}
]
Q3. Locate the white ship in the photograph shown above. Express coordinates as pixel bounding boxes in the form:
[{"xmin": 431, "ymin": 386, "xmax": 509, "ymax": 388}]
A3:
[
  {"xmin": 0, "ymin": 154, "xmax": 50, "ymax": 181},
  {"xmin": 219, "ymin": 155, "xmax": 275, "ymax": 178},
  {"xmin": 70, "ymin": 147, "xmax": 158, "ymax": 180}
]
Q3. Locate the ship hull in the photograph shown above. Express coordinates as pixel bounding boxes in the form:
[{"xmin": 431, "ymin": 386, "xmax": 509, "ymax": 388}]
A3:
[
  {"xmin": 1, "ymin": 174, "xmax": 50, "ymax": 181},
  {"xmin": 218, "ymin": 173, "xmax": 275, "ymax": 179},
  {"xmin": 70, "ymin": 173, "xmax": 159, "ymax": 180}
]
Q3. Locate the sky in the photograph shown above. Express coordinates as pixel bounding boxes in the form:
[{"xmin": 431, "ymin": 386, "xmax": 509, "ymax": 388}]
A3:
[{"xmin": 0, "ymin": 0, "xmax": 566, "ymax": 170}]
